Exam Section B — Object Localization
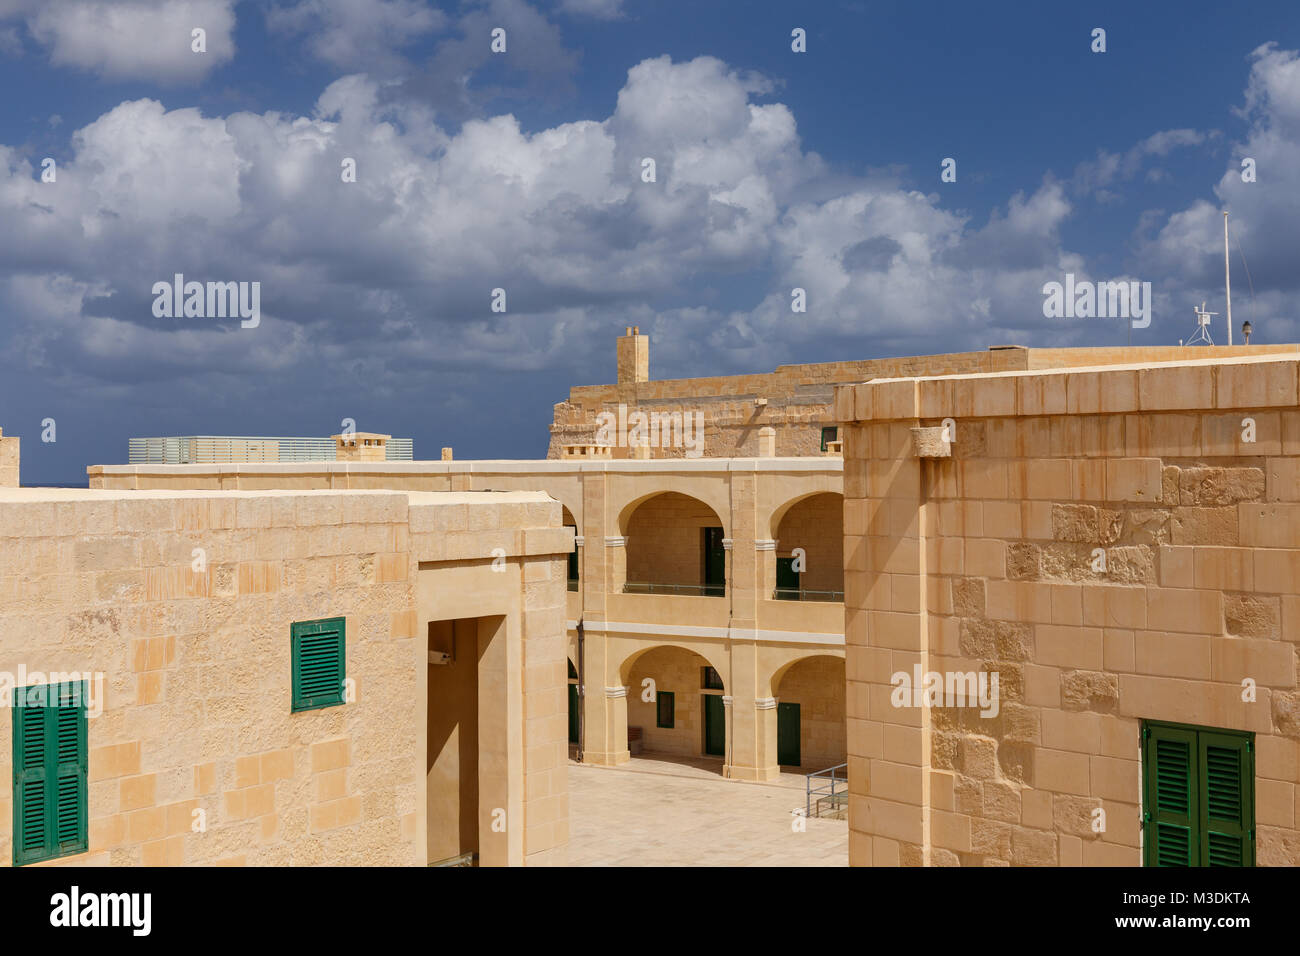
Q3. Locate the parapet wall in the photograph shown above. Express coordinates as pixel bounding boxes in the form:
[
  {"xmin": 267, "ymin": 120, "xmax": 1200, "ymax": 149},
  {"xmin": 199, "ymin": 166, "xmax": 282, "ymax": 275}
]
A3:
[
  {"xmin": 550, "ymin": 345, "xmax": 1300, "ymax": 460},
  {"xmin": 835, "ymin": 353, "xmax": 1300, "ymax": 866}
]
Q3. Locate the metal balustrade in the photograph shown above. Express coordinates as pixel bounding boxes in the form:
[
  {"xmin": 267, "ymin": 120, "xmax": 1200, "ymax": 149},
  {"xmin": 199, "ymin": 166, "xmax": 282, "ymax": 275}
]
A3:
[
  {"xmin": 773, "ymin": 587, "xmax": 844, "ymax": 602},
  {"xmin": 128, "ymin": 436, "xmax": 413, "ymax": 464},
  {"xmin": 623, "ymin": 582, "xmax": 725, "ymax": 597},
  {"xmin": 805, "ymin": 762, "xmax": 848, "ymax": 818}
]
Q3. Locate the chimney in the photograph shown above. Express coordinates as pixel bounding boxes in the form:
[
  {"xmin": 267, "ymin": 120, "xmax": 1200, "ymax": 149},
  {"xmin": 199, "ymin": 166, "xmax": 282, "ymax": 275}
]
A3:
[
  {"xmin": 616, "ymin": 327, "xmax": 649, "ymax": 385},
  {"xmin": 0, "ymin": 427, "xmax": 17, "ymax": 487}
]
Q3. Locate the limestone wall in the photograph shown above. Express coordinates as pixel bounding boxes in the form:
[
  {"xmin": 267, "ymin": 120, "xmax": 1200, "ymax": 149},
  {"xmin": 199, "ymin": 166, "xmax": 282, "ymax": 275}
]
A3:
[
  {"xmin": 836, "ymin": 354, "xmax": 1300, "ymax": 866},
  {"xmin": 0, "ymin": 487, "xmax": 570, "ymax": 867}
]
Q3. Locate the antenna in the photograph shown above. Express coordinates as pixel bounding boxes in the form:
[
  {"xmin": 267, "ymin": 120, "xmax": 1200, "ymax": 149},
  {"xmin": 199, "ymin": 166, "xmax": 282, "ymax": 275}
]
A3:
[
  {"xmin": 1187, "ymin": 302, "xmax": 1216, "ymax": 345},
  {"xmin": 1224, "ymin": 211, "xmax": 1233, "ymax": 345}
]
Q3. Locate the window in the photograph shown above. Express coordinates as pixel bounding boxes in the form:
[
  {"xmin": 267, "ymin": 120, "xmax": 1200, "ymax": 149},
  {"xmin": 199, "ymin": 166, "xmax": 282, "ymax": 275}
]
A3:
[
  {"xmin": 1142, "ymin": 720, "xmax": 1254, "ymax": 867},
  {"xmin": 13, "ymin": 681, "xmax": 88, "ymax": 866},
  {"xmin": 656, "ymin": 691, "xmax": 675, "ymax": 729},
  {"xmin": 701, "ymin": 666, "xmax": 724, "ymax": 690},
  {"xmin": 820, "ymin": 426, "xmax": 838, "ymax": 451},
  {"xmin": 292, "ymin": 617, "xmax": 346, "ymax": 712},
  {"xmin": 702, "ymin": 527, "xmax": 725, "ymax": 596},
  {"xmin": 566, "ymin": 527, "xmax": 579, "ymax": 591},
  {"xmin": 776, "ymin": 556, "xmax": 800, "ymax": 599}
]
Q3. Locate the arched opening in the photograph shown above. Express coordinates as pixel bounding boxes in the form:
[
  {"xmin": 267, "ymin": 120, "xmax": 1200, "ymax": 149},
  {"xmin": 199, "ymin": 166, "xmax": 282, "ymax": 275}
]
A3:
[
  {"xmin": 772, "ymin": 492, "xmax": 843, "ymax": 602},
  {"xmin": 562, "ymin": 506, "xmax": 579, "ymax": 592},
  {"xmin": 623, "ymin": 493, "xmax": 727, "ymax": 597},
  {"xmin": 772, "ymin": 655, "xmax": 846, "ymax": 771},
  {"xmin": 623, "ymin": 645, "xmax": 727, "ymax": 769}
]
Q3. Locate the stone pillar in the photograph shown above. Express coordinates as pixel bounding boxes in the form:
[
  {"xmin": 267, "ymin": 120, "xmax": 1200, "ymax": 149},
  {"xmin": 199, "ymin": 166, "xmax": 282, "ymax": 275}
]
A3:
[
  {"xmin": 577, "ymin": 470, "xmax": 630, "ymax": 766},
  {"xmin": 724, "ymin": 642, "xmax": 780, "ymax": 781},
  {"xmin": 0, "ymin": 428, "xmax": 18, "ymax": 488},
  {"xmin": 757, "ymin": 426, "xmax": 776, "ymax": 457}
]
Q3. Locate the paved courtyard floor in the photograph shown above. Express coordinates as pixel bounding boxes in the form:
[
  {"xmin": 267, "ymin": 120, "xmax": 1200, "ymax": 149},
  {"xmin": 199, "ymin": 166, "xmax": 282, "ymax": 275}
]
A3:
[{"xmin": 566, "ymin": 753, "xmax": 848, "ymax": 866}]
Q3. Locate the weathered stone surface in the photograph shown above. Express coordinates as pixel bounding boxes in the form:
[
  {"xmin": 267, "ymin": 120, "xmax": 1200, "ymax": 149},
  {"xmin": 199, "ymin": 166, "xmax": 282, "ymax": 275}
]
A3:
[
  {"xmin": 1052, "ymin": 794, "xmax": 1103, "ymax": 837},
  {"xmin": 983, "ymin": 781, "xmax": 1022, "ymax": 823},
  {"xmin": 1123, "ymin": 509, "xmax": 1171, "ymax": 546},
  {"xmin": 1273, "ymin": 692, "xmax": 1300, "ymax": 739},
  {"xmin": 997, "ymin": 741, "xmax": 1034, "ymax": 784},
  {"xmin": 1011, "ymin": 827, "xmax": 1059, "ymax": 865},
  {"xmin": 960, "ymin": 736, "xmax": 999, "ymax": 779},
  {"xmin": 912, "ymin": 426, "xmax": 952, "ymax": 458},
  {"xmin": 954, "ymin": 774, "xmax": 984, "ymax": 815},
  {"xmin": 1062, "ymin": 670, "xmax": 1119, "ymax": 713},
  {"xmin": 1006, "ymin": 543, "xmax": 1042, "ymax": 580},
  {"xmin": 1224, "ymin": 593, "xmax": 1280, "ymax": 637},
  {"xmin": 952, "ymin": 577, "xmax": 986, "ymax": 617},
  {"xmin": 1178, "ymin": 466, "xmax": 1265, "ymax": 506}
]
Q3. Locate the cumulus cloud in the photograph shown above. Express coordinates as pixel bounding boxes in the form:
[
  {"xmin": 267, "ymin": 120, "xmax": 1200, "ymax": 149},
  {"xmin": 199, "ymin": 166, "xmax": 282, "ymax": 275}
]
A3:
[
  {"xmin": 0, "ymin": 0, "xmax": 236, "ymax": 83},
  {"xmin": 1136, "ymin": 43, "xmax": 1300, "ymax": 343},
  {"xmin": 265, "ymin": 0, "xmax": 446, "ymax": 73},
  {"xmin": 5, "ymin": 44, "xmax": 1300, "ymax": 416},
  {"xmin": 1072, "ymin": 128, "xmax": 1216, "ymax": 200}
]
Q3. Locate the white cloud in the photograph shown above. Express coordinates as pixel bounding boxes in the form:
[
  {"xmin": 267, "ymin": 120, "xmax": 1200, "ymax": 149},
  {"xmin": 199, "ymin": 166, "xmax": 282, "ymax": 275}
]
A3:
[
  {"xmin": 2, "ymin": 0, "xmax": 236, "ymax": 83},
  {"xmin": 265, "ymin": 0, "xmax": 444, "ymax": 73}
]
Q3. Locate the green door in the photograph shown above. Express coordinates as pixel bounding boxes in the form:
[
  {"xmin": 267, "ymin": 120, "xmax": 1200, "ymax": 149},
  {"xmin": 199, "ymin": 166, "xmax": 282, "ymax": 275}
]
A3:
[
  {"xmin": 776, "ymin": 557, "xmax": 799, "ymax": 600},
  {"xmin": 702, "ymin": 527, "xmax": 725, "ymax": 596},
  {"xmin": 777, "ymin": 702, "xmax": 801, "ymax": 767},
  {"xmin": 568, "ymin": 683, "xmax": 579, "ymax": 744},
  {"xmin": 703, "ymin": 694, "xmax": 726, "ymax": 756}
]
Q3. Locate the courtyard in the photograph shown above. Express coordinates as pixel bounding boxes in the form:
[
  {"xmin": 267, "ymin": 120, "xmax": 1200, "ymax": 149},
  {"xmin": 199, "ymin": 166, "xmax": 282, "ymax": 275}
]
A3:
[{"xmin": 567, "ymin": 755, "xmax": 848, "ymax": 867}]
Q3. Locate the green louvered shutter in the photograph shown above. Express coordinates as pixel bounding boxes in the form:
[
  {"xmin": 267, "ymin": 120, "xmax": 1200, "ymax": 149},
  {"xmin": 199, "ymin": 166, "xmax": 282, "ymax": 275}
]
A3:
[
  {"xmin": 1143, "ymin": 723, "xmax": 1197, "ymax": 867},
  {"xmin": 52, "ymin": 685, "xmax": 88, "ymax": 857},
  {"xmin": 13, "ymin": 701, "xmax": 49, "ymax": 865},
  {"xmin": 1200, "ymin": 731, "xmax": 1254, "ymax": 867},
  {"xmin": 1143, "ymin": 721, "xmax": 1254, "ymax": 868},
  {"xmin": 292, "ymin": 617, "xmax": 346, "ymax": 712},
  {"xmin": 13, "ymin": 682, "xmax": 87, "ymax": 866}
]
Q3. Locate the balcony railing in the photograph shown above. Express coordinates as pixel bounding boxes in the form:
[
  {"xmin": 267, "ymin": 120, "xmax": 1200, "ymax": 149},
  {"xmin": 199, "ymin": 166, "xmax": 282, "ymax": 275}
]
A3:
[
  {"xmin": 773, "ymin": 588, "xmax": 844, "ymax": 603},
  {"xmin": 623, "ymin": 582, "xmax": 725, "ymax": 597},
  {"xmin": 127, "ymin": 435, "xmax": 414, "ymax": 464}
]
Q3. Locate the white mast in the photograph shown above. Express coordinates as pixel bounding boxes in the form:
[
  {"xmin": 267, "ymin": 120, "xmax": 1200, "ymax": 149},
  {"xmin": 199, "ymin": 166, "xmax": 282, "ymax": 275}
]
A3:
[{"xmin": 1224, "ymin": 211, "xmax": 1233, "ymax": 345}]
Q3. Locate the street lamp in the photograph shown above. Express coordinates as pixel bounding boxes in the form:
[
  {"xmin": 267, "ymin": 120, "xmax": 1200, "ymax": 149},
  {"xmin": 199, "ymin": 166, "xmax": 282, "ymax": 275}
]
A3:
[{"xmin": 1242, "ymin": 320, "xmax": 1253, "ymax": 344}]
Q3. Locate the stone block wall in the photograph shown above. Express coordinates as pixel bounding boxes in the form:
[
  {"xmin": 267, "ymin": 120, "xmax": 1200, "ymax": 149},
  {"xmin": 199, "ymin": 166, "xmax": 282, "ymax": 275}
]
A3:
[{"xmin": 837, "ymin": 355, "xmax": 1300, "ymax": 867}]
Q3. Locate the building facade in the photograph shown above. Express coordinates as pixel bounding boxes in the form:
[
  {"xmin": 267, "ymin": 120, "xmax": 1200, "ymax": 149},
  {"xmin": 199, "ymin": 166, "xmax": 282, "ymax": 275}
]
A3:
[
  {"xmin": 0, "ymin": 470, "xmax": 571, "ymax": 866},
  {"xmin": 835, "ymin": 354, "xmax": 1300, "ymax": 866}
]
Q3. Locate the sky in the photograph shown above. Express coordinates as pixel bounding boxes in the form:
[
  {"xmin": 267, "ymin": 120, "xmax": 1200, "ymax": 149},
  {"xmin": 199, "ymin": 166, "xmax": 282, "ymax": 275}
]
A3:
[{"xmin": 0, "ymin": 0, "xmax": 1298, "ymax": 484}]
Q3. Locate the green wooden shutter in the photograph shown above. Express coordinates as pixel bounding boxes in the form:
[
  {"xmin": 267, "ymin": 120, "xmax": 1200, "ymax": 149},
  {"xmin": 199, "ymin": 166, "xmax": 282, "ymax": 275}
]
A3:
[
  {"xmin": 13, "ymin": 681, "xmax": 87, "ymax": 866},
  {"xmin": 1143, "ymin": 723, "xmax": 1198, "ymax": 866},
  {"xmin": 1200, "ymin": 731, "xmax": 1254, "ymax": 867},
  {"xmin": 53, "ymin": 686, "xmax": 88, "ymax": 857},
  {"xmin": 1143, "ymin": 721, "xmax": 1254, "ymax": 867},
  {"xmin": 292, "ymin": 617, "xmax": 346, "ymax": 712},
  {"xmin": 13, "ymin": 701, "xmax": 49, "ymax": 865}
]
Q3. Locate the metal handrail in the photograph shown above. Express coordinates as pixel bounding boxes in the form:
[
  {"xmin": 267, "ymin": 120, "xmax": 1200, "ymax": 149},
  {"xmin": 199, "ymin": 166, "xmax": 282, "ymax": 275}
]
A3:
[
  {"xmin": 773, "ymin": 587, "xmax": 844, "ymax": 603},
  {"xmin": 128, "ymin": 435, "xmax": 414, "ymax": 464},
  {"xmin": 623, "ymin": 582, "xmax": 725, "ymax": 597},
  {"xmin": 805, "ymin": 762, "xmax": 849, "ymax": 818}
]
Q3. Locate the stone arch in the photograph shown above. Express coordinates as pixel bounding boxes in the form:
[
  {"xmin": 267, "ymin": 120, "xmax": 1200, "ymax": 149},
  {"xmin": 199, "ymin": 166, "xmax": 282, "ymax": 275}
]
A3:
[
  {"xmin": 621, "ymin": 492, "xmax": 727, "ymax": 594},
  {"xmin": 770, "ymin": 491, "xmax": 844, "ymax": 596},
  {"xmin": 771, "ymin": 653, "xmax": 847, "ymax": 771}
]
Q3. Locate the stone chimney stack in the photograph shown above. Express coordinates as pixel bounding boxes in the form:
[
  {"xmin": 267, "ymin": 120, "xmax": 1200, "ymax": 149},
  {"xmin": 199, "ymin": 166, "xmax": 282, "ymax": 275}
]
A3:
[
  {"xmin": 616, "ymin": 326, "xmax": 649, "ymax": 385},
  {"xmin": 0, "ymin": 428, "xmax": 17, "ymax": 487}
]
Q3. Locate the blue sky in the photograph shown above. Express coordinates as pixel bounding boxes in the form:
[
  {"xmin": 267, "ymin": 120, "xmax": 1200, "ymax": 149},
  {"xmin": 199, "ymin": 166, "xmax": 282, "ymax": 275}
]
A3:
[{"xmin": 1, "ymin": 0, "xmax": 1297, "ymax": 483}]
